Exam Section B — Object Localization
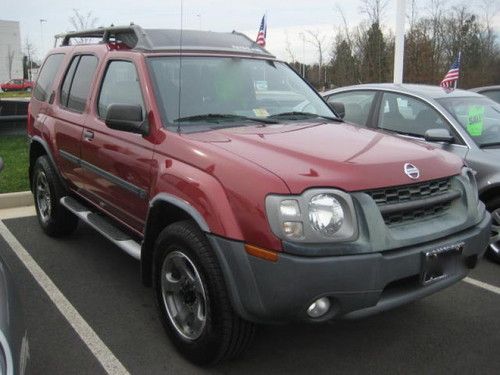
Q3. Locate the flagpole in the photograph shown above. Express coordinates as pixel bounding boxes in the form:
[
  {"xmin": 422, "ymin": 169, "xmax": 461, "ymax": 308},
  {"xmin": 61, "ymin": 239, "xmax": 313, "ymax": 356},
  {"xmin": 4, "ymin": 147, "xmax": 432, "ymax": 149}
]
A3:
[{"xmin": 454, "ymin": 51, "xmax": 461, "ymax": 89}]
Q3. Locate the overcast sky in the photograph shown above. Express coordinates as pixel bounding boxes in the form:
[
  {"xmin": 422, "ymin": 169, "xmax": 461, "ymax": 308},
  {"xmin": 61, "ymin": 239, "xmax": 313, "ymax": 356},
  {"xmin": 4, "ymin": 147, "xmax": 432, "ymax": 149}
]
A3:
[{"xmin": 2, "ymin": 0, "xmax": 500, "ymax": 63}]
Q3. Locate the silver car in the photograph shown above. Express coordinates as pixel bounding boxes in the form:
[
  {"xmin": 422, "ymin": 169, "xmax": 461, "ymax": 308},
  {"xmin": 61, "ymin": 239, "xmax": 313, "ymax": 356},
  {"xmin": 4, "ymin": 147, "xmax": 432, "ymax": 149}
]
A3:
[
  {"xmin": 0, "ymin": 157, "xmax": 30, "ymax": 374},
  {"xmin": 322, "ymin": 83, "xmax": 500, "ymax": 262}
]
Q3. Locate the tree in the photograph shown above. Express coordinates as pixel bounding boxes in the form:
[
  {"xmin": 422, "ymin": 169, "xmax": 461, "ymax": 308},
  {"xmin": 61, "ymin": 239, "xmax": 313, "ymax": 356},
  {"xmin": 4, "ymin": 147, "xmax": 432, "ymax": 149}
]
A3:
[
  {"xmin": 69, "ymin": 9, "xmax": 99, "ymax": 44},
  {"xmin": 359, "ymin": 22, "xmax": 390, "ymax": 82},
  {"xmin": 359, "ymin": 0, "xmax": 388, "ymax": 24},
  {"xmin": 331, "ymin": 36, "xmax": 359, "ymax": 86},
  {"xmin": 305, "ymin": 30, "xmax": 328, "ymax": 86},
  {"xmin": 6, "ymin": 45, "xmax": 15, "ymax": 79}
]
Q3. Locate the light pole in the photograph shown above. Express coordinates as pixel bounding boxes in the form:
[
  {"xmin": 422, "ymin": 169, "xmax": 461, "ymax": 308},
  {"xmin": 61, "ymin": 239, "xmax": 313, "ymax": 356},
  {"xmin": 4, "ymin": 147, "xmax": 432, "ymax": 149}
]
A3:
[
  {"xmin": 40, "ymin": 19, "xmax": 47, "ymax": 56},
  {"xmin": 393, "ymin": 0, "xmax": 406, "ymax": 84},
  {"xmin": 299, "ymin": 32, "xmax": 306, "ymax": 78},
  {"xmin": 196, "ymin": 14, "xmax": 202, "ymax": 30}
]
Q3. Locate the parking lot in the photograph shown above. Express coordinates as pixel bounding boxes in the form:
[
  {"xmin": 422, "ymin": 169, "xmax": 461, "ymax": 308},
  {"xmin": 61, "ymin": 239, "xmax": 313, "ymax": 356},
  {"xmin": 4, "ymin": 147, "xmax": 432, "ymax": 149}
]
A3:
[{"xmin": 0, "ymin": 211, "xmax": 499, "ymax": 374}]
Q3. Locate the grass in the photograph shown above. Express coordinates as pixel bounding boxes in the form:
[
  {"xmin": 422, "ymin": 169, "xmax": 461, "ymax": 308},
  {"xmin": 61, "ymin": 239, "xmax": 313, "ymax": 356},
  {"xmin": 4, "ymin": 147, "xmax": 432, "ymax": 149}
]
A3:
[
  {"xmin": 0, "ymin": 135, "xmax": 29, "ymax": 193},
  {"xmin": 0, "ymin": 91, "xmax": 31, "ymax": 99}
]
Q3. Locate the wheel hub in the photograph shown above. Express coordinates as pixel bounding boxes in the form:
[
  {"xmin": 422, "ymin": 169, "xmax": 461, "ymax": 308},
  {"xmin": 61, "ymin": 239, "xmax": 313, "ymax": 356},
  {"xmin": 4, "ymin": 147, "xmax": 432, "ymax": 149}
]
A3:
[
  {"xmin": 490, "ymin": 208, "xmax": 500, "ymax": 256},
  {"xmin": 36, "ymin": 171, "xmax": 51, "ymax": 223},
  {"xmin": 161, "ymin": 250, "xmax": 207, "ymax": 341}
]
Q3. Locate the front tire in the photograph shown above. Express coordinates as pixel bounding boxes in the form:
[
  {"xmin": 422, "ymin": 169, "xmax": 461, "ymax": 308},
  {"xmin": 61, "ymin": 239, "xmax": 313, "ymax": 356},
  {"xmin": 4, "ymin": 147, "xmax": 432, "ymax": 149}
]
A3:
[
  {"xmin": 153, "ymin": 221, "xmax": 254, "ymax": 365},
  {"xmin": 32, "ymin": 156, "xmax": 78, "ymax": 237},
  {"xmin": 486, "ymin": 197, "xmax": 500, "ymax": 263}
]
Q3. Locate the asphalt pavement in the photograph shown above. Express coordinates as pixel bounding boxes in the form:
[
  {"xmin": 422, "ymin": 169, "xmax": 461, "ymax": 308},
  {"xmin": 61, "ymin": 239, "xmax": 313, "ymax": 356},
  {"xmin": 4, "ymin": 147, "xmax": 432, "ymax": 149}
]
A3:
[{"xmin": 0, "ymin": 214, "xmax": 499, "ymax": 374}]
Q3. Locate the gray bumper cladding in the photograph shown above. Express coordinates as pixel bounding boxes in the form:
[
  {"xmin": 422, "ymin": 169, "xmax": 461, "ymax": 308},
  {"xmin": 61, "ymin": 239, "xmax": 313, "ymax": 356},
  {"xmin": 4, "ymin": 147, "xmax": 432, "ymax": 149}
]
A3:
[{"xmin": 208, "ymin": 210, "xmax": 491, "ymax": 324}]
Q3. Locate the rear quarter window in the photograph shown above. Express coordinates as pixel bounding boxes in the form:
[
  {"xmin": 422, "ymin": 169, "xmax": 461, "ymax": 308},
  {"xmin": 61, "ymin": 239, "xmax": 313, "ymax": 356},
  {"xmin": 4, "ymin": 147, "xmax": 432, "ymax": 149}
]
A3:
[{"xmin": 33, "ymin": 54, "xmax": 65, "ymax": 102}]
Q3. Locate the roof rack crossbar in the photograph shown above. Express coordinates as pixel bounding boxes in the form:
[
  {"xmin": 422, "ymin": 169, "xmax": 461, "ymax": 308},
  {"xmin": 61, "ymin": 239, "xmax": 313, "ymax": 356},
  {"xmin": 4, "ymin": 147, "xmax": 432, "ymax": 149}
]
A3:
[{"xmin": 54, "ymin": 25, "xmax": 143, "ymax": 48}]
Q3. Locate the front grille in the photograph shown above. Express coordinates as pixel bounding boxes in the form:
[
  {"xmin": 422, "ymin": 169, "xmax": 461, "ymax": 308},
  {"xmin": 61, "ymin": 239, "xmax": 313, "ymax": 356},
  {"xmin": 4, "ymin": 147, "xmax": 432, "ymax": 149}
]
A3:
[
  {"xmin": 366, "ymin": 178, "xmax": 458, "ymax": 226},
  {"xmin": 369, "ymin": 178, "xmax": 451, "ymax": 205}
]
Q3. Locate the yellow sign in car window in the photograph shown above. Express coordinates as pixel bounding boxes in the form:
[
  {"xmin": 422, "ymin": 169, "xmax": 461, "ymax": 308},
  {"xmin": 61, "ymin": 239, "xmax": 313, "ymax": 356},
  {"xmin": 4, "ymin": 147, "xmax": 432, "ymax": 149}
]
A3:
[{"xmin": 467, "ymin": 105, "xmax": 485, "ymax": 136}]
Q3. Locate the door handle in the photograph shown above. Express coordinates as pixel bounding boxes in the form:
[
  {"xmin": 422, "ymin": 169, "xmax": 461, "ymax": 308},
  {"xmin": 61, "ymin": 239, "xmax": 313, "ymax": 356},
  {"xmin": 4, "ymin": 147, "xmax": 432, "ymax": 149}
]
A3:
[{"xmin": 83, "ymin": 130, "xmax": 94, "ymax": 140}]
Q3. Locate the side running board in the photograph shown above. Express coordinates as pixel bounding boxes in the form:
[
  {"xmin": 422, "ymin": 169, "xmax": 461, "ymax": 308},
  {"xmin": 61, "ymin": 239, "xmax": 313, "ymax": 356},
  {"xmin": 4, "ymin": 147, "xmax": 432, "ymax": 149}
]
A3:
[{"xmin": 60, "ymin": 196, "xmax": 141, "ymax": 260}]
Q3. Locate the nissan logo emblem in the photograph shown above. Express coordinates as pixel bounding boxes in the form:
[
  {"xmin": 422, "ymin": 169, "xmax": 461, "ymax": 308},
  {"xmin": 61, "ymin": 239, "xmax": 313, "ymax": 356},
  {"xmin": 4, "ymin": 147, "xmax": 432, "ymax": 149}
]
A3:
[{"xmin": 404, "ymin": 163, "xmax": 420, "ymax": 179}]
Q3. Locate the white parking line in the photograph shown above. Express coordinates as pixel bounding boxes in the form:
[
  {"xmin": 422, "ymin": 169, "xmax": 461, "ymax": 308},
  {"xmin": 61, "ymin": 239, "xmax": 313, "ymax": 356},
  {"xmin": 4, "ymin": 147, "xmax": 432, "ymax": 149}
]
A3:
[
  {"xmin": 0, "ymin": 220, "xmax": 130, "ymax": 375},
  {"xmin": 463, "ymin": 277, "xmax": 500, "ymax": 295}
]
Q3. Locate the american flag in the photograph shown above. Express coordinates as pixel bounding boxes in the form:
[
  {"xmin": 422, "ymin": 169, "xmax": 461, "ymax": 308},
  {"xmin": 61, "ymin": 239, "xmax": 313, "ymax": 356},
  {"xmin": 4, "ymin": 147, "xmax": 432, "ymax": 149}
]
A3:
[
  {"xmin": 440, "ymin": 53, "xmax": 461, "ymax": 89},
  {"xmin": 256, "ymin": 15, "xmax": 267, "ymax": 47}
]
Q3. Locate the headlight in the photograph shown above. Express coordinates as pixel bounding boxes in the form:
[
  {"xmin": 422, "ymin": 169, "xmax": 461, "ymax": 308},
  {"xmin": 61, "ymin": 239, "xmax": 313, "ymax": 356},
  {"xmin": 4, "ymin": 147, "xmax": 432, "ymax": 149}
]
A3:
[
  {"xmin": 266, "ymin": 189, "xmax": 357, "ymax": 243},
  {"xmin": 308, "ymin": 194, "xmax": 344, "ymax": 236}
]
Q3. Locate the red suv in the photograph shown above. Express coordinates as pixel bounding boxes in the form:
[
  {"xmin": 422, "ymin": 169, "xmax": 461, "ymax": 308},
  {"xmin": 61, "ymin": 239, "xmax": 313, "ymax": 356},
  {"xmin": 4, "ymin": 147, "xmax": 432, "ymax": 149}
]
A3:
[
  {"xmin": 28, "ymin": 25, "xmax": 491, "ymax": 365},
  {"xmin": 1, "ymin": 79, "xmax": 33, "ymax": 92}
]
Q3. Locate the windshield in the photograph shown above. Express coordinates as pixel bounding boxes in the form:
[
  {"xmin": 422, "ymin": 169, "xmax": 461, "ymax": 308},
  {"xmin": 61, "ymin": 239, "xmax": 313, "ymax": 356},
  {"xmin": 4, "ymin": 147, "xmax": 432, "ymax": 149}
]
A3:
[
  {"xmin": 437, "ymin": 97, "xmax": 500, "ymax": 147},
  {"xmin": 147, "ymin": 56, "xmax": 336, "ymax": 131}
]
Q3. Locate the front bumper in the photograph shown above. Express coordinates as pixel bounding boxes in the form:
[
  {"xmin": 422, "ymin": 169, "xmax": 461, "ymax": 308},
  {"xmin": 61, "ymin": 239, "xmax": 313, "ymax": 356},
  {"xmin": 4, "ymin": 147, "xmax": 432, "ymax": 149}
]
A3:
[{"xmin": 208, "ymin": 209, "xmax": 491, "ymax": 324}]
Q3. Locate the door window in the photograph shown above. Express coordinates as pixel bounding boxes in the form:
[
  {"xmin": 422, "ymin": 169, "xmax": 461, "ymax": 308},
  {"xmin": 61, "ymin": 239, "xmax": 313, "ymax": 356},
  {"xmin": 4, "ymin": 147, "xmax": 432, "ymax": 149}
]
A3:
[
  {"xmin": 98, "ymin": 60, "xmax": 145, "ymax": 119},
  {"xmin": 326, "ymin": 91, "xmax": 376, "ymax": 126},
  {"xmin": 378, "ymin": 92, "xmax": 450, "ymax": 137},
  {"xmin": 62, "ymin": 55, "xmax": 99, "ymax": 113}
]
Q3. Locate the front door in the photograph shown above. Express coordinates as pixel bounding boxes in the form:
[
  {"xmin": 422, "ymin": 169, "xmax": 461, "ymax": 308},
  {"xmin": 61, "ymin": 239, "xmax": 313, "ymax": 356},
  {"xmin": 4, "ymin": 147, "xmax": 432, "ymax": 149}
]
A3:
[{"xmin": 80, "ymin": 58, "xmax": 153, "ymax": 234}]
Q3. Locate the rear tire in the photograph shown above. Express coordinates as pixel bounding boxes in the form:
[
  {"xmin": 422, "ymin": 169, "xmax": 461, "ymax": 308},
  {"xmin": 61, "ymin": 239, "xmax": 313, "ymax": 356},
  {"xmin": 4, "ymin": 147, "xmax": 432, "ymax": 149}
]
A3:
[
  {"xmin": 32, "ymin": 156, "xmax": 78, "ymax": 237},
  {"xmin": 486, "ymin": 197, "xmax": 500, "ymax": 263},
  {"xmin": 153, "ymin": 221, "xmax": 254, "ymax": 365}
]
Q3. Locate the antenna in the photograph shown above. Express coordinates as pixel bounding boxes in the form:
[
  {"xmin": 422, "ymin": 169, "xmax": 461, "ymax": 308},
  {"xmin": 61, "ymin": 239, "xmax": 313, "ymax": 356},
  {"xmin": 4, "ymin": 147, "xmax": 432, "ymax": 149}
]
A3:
[{"xmin": 177, "ymin": 0, "xmax": 184, "ymax": 133}]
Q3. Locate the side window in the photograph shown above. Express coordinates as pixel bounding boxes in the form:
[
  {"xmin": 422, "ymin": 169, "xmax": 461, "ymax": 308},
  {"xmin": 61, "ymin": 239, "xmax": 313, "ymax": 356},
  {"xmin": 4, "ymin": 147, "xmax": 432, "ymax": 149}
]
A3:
[
  {"xmin": 33, "ymin": 54, "xmax": 64, "ymax": 102},
  {"xmin": 65, "ymin": 55, "xmax": 99, "ymax": 112},
  {"xmin": 326, "ymin": 91, "xmax": 376, "ymax": 126},
  {"xmin": 378, "ymin": 92, "xmax": 450, "ymax": 137},
  {"xmin": 98, "ymin": 60, "xmax": 144, "ymax": 119},
  {"xmin": 482, "ymin": 90, "xmax": 500, "ymax": 104}
]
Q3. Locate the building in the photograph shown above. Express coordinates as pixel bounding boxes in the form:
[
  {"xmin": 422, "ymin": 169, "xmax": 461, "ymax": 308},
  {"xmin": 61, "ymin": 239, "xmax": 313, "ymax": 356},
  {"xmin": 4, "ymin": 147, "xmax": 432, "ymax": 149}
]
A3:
[{"xmin": 0, "ymin": 20, "xmax": 23, "ymax": 85}]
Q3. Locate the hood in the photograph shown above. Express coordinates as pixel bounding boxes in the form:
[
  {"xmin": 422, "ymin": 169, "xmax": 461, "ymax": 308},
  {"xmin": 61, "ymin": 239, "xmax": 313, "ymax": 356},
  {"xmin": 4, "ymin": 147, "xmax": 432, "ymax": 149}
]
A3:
[{"xmin": 186, "ymin": 122, "xmax": 463, "ymax": 193}]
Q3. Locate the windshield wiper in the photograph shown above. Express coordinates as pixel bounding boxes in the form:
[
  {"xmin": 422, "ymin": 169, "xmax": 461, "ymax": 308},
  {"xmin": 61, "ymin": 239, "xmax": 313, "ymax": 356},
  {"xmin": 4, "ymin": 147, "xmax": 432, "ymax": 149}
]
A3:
[
  {"xmin": 269, "ymin": 111, "xmax": 341, "ymax": 122},
  {"xmin": 480, "ymin": 142, "xmax": 500, "ymax": 148},
  {"xmin": 174, "ymin": 113, "xmax": 278, "ymax": 124}
]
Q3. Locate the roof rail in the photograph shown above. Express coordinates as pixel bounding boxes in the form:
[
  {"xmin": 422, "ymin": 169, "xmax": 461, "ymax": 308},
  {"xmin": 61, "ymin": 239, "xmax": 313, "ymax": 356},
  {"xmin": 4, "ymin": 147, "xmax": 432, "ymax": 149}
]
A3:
[{"xmin": 54, "ymin": 24, "xmax": 148, "ymax": 49}]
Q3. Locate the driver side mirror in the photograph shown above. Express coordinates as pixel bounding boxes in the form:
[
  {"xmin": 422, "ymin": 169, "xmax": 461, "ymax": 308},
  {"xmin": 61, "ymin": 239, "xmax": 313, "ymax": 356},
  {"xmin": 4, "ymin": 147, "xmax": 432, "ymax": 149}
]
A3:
[
  {"xmin": 105, "ymin": 104, "xmax": 149, "ymax": 136},
  {"xmin": 424, "ymin": 128, "xmax": 454, "ymax": 143},
  {"xmin": 329, "ymin": 101, "xmax": 345, "ymax": 119}
]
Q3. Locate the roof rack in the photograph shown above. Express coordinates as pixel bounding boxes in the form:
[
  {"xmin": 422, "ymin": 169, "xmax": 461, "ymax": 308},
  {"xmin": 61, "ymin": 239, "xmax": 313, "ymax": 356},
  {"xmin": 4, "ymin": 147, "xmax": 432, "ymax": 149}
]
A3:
[
  {"xmin": 54, "ymin": 25, "xmax": 146, "ymax": 49},
  {"xmin": 53, "ymin": 25, "xmax": 275, "ymax": 58}
]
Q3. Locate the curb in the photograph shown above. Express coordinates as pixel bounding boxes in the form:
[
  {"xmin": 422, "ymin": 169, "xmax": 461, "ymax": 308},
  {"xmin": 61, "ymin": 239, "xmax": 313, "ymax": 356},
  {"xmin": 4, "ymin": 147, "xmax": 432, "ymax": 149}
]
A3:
[{"xmin": 0, "ymin": 191, "xmax": 33, "ymax": 209}]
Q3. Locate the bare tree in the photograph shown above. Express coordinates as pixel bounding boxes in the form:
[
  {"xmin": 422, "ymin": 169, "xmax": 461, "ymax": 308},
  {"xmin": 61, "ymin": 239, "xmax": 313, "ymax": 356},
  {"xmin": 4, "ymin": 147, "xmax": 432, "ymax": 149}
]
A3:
[
  {"xmin": 305, "ymin": 30, "xmax": 328, "ymax": 84},
  {"xmin": 359, "ymin": 0, "xmax": 388, "ymax": 24},
  {"xmin": 69, "ymin": 9, "xmax": 99, "ymax": 44},
  {"xmin": 284, "ymin": 30, "xmax": 297, "ymax": 62},
  {"xmin": 6, "ymin": 46, "xmax": 15, "ymax": 80}
]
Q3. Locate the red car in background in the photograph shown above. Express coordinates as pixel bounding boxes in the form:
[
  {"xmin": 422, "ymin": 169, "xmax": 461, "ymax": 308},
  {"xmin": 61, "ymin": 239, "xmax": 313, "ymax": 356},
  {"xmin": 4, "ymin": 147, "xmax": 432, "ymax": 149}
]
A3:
[{"xmin": 1, "ymin": 79, "xmax": 33, "ymax": 92}]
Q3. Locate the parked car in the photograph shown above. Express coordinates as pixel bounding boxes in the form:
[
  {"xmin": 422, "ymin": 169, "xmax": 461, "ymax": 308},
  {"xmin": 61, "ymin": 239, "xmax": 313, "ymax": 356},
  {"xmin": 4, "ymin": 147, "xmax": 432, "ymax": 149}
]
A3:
[
  {"xmin": 322, "ymin": 83, "xmax": 500, "ymax": 262},
  {"xmin": 0, "ymin": 157, "xmax": 30, "ymax": 374},
  {"xmin": 470, "ymin": 85, "xmax": 500, "ymax": 104},
  {"xmin": 0, "ymin": 79, "xmax": 33, "ymax": 92},
  {"xmin": 29, "ymin": 26, "xmax": 490, "ymax": 365}
]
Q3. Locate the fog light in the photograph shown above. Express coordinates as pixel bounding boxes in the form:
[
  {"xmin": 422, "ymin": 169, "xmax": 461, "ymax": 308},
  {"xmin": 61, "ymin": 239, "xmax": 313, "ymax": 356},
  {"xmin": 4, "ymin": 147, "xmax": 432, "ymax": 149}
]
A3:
[{"xmin": 307, "ymin": 297, "xmax": 331, "ymax": 318}]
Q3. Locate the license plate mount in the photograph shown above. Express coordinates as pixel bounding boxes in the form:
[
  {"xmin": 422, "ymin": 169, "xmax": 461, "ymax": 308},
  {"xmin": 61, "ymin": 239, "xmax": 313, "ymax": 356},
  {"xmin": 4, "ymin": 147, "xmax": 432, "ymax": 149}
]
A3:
[{"xmin": 420, "ymin": 242, "xmax": 464, "ymax": 285}]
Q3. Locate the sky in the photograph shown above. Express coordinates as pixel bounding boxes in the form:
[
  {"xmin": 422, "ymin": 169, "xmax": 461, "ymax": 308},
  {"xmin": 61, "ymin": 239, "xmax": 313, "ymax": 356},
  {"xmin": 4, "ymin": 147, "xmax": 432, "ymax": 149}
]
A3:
[{"xmin": 2, "ymin": 0, "xmax": 500, "ymax": 64}]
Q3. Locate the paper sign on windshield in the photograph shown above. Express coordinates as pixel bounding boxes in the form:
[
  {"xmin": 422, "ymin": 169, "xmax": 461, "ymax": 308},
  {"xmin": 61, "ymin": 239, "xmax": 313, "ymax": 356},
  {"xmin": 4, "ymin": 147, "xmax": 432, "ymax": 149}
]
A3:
[{"xmin": 467, "ymin": 105, "xmax": 485, "ymax": 136}]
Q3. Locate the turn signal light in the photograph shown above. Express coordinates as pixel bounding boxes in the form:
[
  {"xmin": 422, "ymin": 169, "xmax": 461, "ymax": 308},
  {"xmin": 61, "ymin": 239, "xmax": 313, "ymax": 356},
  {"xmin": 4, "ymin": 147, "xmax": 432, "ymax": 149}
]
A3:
[{"xmin": 244, "ymin": 244, "xmax": 279, "ymax": 262}]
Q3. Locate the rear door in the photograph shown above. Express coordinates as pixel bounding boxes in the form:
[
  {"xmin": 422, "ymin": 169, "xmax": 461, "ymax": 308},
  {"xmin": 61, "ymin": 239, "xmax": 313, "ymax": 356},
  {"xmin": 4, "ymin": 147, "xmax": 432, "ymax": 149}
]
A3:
[
  {"xmin": 51, "ymin": 54, "xmax": 99, "ymax": 191},
  {"xmin": 80, "ymin": 56, "xmax": 153, "ymax": 234}
]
